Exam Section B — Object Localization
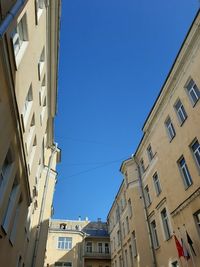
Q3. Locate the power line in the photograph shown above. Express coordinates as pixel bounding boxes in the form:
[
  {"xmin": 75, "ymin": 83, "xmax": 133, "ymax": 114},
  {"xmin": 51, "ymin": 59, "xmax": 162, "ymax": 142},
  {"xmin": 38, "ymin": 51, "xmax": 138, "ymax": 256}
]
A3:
[{"xmin": 59, "ymin": 156, "xmax": 128, "ymax": 181}]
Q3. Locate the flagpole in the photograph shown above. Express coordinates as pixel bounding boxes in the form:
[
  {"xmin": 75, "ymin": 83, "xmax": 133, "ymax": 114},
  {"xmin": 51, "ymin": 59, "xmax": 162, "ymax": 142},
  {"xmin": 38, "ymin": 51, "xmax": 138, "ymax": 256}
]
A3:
[
  {"xmin": 183, "ymin": 224, "xmax": 196, "ymax": 267},
  {"xmin": 177, "ymin": 227, "xmax": 188, "ymax": 267}
]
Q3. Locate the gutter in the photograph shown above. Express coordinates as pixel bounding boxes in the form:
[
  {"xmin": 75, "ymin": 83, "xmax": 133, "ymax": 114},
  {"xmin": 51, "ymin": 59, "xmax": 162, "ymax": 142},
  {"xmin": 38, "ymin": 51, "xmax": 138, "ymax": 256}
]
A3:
[
  {"xmin": 0, "ymin": 0, "xmax": 26, "ymax": 37},
  {"xmin": 135, "ymin": 157, "xmax": 157, "ymax": 267},
  {"xmin": 31, "ymin": 143, "xmax": 58, "ymax": 267}
]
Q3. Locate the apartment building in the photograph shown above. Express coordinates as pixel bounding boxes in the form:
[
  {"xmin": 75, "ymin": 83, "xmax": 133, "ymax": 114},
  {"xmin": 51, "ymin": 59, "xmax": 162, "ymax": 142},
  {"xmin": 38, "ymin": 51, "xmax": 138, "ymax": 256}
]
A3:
[
  {"xmin": 0, "ymin": 1, "xmax": 61, "ymax": 267},
  {"xmin": 108, "ymin": 9, "xmax": 200, "ymax": 267},
  {"xmin": 45, "ymin": 219, "xmax": 111, "ymax": 267}
]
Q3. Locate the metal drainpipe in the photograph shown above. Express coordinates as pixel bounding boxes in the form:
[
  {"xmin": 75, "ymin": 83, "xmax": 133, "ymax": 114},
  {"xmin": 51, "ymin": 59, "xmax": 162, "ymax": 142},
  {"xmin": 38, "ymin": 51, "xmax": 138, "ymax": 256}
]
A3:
[
  {"xmin": 135, "ymin": 158, "xmax": 157, "ymax": 267},
  {"xmin": 116, "ymin": 202, "xmax": 125, "ymax": 267},
  {"xmin": 0, "ymin": 0, "xmax": 26, "ymax": 37},
  {"xmin": 31, "ymin": 143, "xmax": 58, "ymax": 267}
]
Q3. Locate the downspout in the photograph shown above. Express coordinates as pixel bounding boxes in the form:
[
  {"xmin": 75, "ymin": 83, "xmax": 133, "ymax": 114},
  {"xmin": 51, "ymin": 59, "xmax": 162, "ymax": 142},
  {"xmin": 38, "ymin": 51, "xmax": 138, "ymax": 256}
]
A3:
[
  {"xmin": 31, "ymin": 143, "xmax": 58, "ymax": 267},
  {"xmin": 116, "ymin": 202, "xmax": 125, "ymax": 267},
  {"xmin": 135, "ymin": 157, "xmax": 157, "ymax": 267},
  {"xmin": 0, "ymin": 0, "xmax": 26, "ymax": 37}
]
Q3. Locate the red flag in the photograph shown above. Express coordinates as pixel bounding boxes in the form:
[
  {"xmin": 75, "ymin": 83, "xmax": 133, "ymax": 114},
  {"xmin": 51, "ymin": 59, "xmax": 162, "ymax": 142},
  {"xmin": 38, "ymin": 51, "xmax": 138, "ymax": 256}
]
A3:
[{"xmin": 174, "ymin": 235, "xmax": 184, "ymax": 258}]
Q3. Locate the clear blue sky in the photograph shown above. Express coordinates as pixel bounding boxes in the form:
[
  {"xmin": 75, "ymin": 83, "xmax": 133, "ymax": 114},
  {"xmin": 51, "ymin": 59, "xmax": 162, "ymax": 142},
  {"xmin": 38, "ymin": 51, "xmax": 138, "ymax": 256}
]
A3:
[{"xmin": 53, "ymin": 0, "xmax": 199, "ymax": 221}]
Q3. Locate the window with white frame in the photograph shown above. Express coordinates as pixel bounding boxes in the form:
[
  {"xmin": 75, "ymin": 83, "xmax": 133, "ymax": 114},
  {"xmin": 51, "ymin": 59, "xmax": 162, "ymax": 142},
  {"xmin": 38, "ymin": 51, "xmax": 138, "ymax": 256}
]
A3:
[
  {"xmin": 144, "ymin": 185, "xmax": 151, "ymax": 207},
  {"xmin": 178, "ymin": 156, "xmax": 193, "ymax": 188},
  {"xmin": 35, "ymin": 0, "xmax": 45, "ymax": 21},
  {"xmin": 0, "ymin": 150, "xmax": 11, "ymax": 191},
  {"xmin": 150, "ymin": 220, "xmax": 159, "ymax": 248},
  {"xmin": 174, "ymin": 99, "xmax": 187, "ymax": 125},
  {"xmin": 12, "ymin": 14, "xmax": 28, "ymax": 58},
  {"xmin": 131, "ymin": 231, "xmax": 137, "ymax": 257},
  {"xmin": 128, "ymin": 198, "xmax": 132, "ymax": 218},
  {"xmin": 86, "ymin": 241, "xmax": 92, "ymax": 252},
  {"xmin": 55, "ymin": 262, "xmax": 72, "ymax": 267},
  {"xmin": 194, "ymin": 210, "xmax": 200, "ymax": 234},
  {"xmin": 140, "ymin": 158, "xmax": 145, "ymax": 173},
  {"xmin": 23, "ymin": 85, "xmax": 33, "ymax": 119},
  {"xmin": 147, "ymin": 144, "xmax": 154, "ymax": 161},
  {"xmin": 191, "ymin": 139, "xmax": 200, "ymax": 169},
  {"xmin": 153, "ymin": 172, "xmax": 161, "ymax": 196},
  {"xmin": 186, "ymin": 78, "xmax": 200, "ymax": 106},
  {"xmin": 39, "ymin": 75, "xmax": 46, "ymax": 105},
  {"xmin": 161, "ymin": 208, "xmax": 171, "ymax": 240},
  {"xmin": 57, "ymin": 237, "xmax": 72, "ymax": 250},
  {"xmin": 38, "ymin": 47, "xmax": 45, "ymax": 80},
  {"xmin": 126, "ymin": 216, "xmax": 130, "ymax": 233},
  {"xmin": 171, "ymin": 261, "xmax": 179, "ymax": 267},
  {"xmin": 165, "ymin": 117, "xmax": 176, "ymax": 141},
  {"xmin": 105, "ymin": 243, "xmax": 109, "ymax": 253},
  {"xmin": 98, "ymin": 243, "xmax": 102, "ymax": 253},
  {"xmin": 2, "ymin": 178, "xmax": 20, "ymax": 233}
]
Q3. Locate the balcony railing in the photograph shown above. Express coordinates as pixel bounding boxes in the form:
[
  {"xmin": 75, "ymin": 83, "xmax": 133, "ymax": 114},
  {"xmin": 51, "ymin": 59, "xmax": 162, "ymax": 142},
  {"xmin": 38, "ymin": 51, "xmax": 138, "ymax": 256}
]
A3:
[{"xmin": 83, "ymin": 251, "xmax": 111, "ymax": 259}]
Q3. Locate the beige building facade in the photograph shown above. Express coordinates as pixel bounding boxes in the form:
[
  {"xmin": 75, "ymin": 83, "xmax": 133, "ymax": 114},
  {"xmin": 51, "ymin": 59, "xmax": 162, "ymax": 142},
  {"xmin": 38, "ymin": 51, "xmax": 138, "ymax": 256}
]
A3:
[
  {"xmin": 108, "ymin": 10, "xmax": 200, "ymax": 267},
  {"xmin": 0, "ymin": 0, "xmax": 61, "ymax": 266},
  {"xmin": 45, "ymin": 219, "xmax": 111, "ymax": 267}
]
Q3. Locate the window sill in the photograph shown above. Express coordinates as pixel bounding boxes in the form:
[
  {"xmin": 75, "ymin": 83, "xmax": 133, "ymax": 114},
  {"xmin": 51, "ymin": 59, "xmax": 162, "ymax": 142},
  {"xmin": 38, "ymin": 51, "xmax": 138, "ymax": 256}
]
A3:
[{"xmin": 15, "ymin": 41, "xmax": 29, "ymax": 69}]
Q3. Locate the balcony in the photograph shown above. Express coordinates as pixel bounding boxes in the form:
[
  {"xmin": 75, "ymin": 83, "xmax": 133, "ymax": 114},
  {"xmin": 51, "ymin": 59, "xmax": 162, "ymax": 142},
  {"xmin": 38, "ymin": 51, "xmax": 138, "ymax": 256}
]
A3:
[{"xmin": 83, "ymin": 251, "xmax": 111, "ymax": 260}]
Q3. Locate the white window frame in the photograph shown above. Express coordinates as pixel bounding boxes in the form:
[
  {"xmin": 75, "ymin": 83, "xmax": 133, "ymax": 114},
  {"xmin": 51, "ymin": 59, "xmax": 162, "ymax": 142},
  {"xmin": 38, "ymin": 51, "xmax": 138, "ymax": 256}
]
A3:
[
  {"xmin": 86, "ymin": 241, "xmax": 92, "ymax": 253},
  {"xmin": 191, "ymin": 139, "xmax": 200, "ymax": 170},
  {"xmin": 131, "ymin": 231, "xmax": 137, "ymax": 257},
  {"xmin": 185, "ymin": 78, "xmax": 200, "ymax": 106},
  {"xmin": 178, "ymin": 156, "xmax": 193, "ymax": 188},
  {"xmin": 57, "ymin": 237, "xmax": 72, "ymax": 250},
  {"xmin": 144, "ymin": 185, "xmax": 151, "ymax": 207},
  {"xmin": 165, "ymin": 117, "xmax": 176, "ymax": 141},
  {"xmin": 161, "ymin": 208, "xmax": 171, "ymax": 240},
  {"xmin": 150, "ymin": 220, "xmax": 159, "ymax": 249},
  {"xmin": 12, "ymin": 13, "xmax": 28, "ymax": 67},
  {"xmin": 194, "ymin": 210, "xmax": 200, "ymax": 235},
  {"xmin": 147, "ymin": 144, "xmax": 154, "ymax": 161},
  {"xmin": 174, "ymin": 99, "xmax": 187, "ymax": 125},
  {"xmin": 38, "ymin": 47, "xmax": 45, "ymax": 80},
  {"xmin": 35, "ymin": 0, "xmax": 45, "ymax": 22},
  {"xmin": 153, "ymin": 172, "xmax": 161, "ymax": 196}
]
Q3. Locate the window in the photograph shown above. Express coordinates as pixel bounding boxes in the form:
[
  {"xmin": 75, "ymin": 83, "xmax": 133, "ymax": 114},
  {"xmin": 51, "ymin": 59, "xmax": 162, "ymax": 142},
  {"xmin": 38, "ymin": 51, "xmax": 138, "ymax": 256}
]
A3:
[
  {"xmin": 126, "ymin": 216, "xmax": 130, "ymax": 233},
  {"xmin": 171, "ymin": 261, "xmax": 179, "ymax": 267},
  {"xmin": 98, "ymin": 243, "xmax": 102, "ymax": 253},
  {"xmin": 161, "ymin": 208, "xmax": 171, "ymax": 240},
  {"xmin": 131, "ymin": 231, "xmax": 137, "ymax": 257},
  {"xmin": 0, "ymin": 150, "xmax": 11, "ymax": 192},
  {"xmin": 86, "ymin": 242, "xmax": 92, "ymax": 252},
  {"xmin": 191, "ymin": 140, "xmax": 200, "ymax": 169},
  {"xmin": 2, "ymin": 178, "xmax": 20, "ymax": 233},
  {"xmin": 10, "ymin": 195, "xmax": 22, "ymax": 244},
  {"xmin": 153, "ymin": 172, "xmax": 161, "ymax": 196},
  {"xmin": 147, "ymin": 144, "xmax": 154, "ymax": 161},
  {"xmin": 128, "ymin": 198, "xmax": 132, "ymax": 218},
  {"xmin": 186, "ymin": 78, "xmax": 200, "ymax": 106},
  {"xmin": 178, "ymin": 156, "xmax": 193, "ymax": 188},
  {"xmin": 38, "ymin": 47, "xmax": 45, "ymax": 80},
  {"xmin": 174, "ymin": 99, "xmax": 187, "ymax": 125},
  {"xmin": 140, "ymin": 158, "xmax": 145, "ymax": 173},
  {"xmin": 35, "ymin": 0, "xmax": 45, "ymax": 21},
  {"xmin": 117, "ymin": 230, "xmax": 120, "ymax": 246},
  {"xmin": 23, "ymin": 85, "xmax": 33, "ymax": 118},
  {"xmin": 144, "ymin": 185, "xmax": 151, "ymax": 207},
  {"xmin": 105, "ymin": 243, "xmax": 109, "ymax": 254},
  {"xmin": 125, "ymin": 249, "xmax": 128, "ymax": 267},
  {"xmin": 57, "ymin": 237, "xmax": 72, "ymax": 250},
  {"xmin": 150, "ymin": 220, "xmax": 159, "ymax": 248},
  {"xmin": 122, "ymin": 222, "xmax": 125, "ymax": 238},
  {"xmin": 194, "ymin": 210, "xmax": 200, "ymax": 234},
  {"xmin": 12, "ymin": 14, "xmax": 28, "ymax": 57},
  {"xmin": 55, "ymin": 262, "xmax": 72, "ymax": 267},
  {"xmin": 39, "ymin": 75, "xmax": 46, "ymax": 105},
  {"xmin": 165, "ymin": 117, "xmax": 176, "ymax": 141},
  {"xmin": 129, "ymin": 245, "xmax": 133, "ymax": 267}
]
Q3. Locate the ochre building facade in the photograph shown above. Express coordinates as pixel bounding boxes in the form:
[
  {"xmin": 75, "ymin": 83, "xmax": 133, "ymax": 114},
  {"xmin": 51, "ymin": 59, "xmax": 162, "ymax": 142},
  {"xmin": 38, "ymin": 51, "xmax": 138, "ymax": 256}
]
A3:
[
  {"xmin": 45, "ymin": 219, "xmax": 111, "ymax": 267},
  {"xmin": 0, "ymin": 0, "xmax": 61, "ymax": 266},
  {"xmin": 107, "ymin": 10, "xmax": 200, "ymax": 267}
]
